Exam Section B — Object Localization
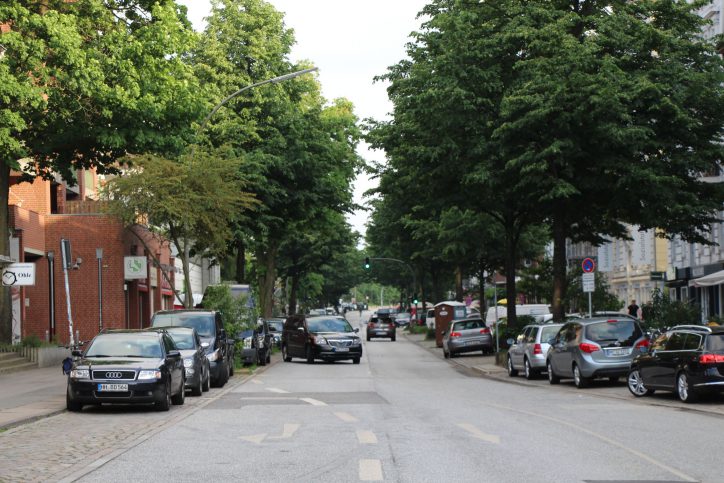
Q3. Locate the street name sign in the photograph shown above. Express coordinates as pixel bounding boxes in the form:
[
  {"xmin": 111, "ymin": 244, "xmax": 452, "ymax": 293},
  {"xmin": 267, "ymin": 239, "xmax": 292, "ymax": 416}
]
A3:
[{"xmin": 2, "ymin": 263, "xmax": 36, "ymax": 286}]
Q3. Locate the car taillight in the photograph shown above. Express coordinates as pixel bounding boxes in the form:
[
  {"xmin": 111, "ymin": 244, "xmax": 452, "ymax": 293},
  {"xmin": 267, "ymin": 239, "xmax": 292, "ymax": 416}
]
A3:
[
  {"xmin": 579, "ymin": 342, "xmax": 601, "ymax": 353},
  {"xmin": 635, "ymin": 339, "xmax": 650, "ymax": 350},
  {"xmin": 699, "ymin": 354, "xmax": 724, "ymax": 364},
  {"xmin": 480, "ymin": 328, "xmax": 490, "ymax": 334},
  {"xmin": 533, "ymin": 343, "xmax": 542, "ymax": 355},
  {"xmin": 450, "ymin": 332, "xmax": 462, "ymax": 338}
]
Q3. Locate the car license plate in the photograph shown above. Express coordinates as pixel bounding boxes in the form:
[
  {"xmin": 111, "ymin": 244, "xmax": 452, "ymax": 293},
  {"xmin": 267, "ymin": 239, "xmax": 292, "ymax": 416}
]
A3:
[
  {"xmin": 376, "ymin": 330, "xmax": 386, "ymax": 334},
  {"xmin": 97, "ymin": 384, "xmax": 128, "ymax": 392},
  {"xmin": 335, "ymin": 347, "xmax": 349, "ymax": 352},
  {"xmin": 606, "ymin": 348, "xmax": 630, "ymax": 357}
]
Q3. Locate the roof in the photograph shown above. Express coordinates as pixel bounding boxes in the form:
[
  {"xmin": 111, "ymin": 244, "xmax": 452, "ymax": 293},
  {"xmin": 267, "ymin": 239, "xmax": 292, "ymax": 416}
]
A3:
[
  {"xmin": 434, "ymin": 301, "xmax": 467, "ymax": 308},
  {"xmin": 155, "ymin": 309, "xmax": 215, "ymax": 315}
]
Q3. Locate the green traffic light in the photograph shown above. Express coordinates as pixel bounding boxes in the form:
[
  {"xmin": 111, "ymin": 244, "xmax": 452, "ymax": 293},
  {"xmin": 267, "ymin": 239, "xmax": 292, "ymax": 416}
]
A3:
[{"xmin": 364, "ymin": 257, "xmax": 370, "ymax": 269}]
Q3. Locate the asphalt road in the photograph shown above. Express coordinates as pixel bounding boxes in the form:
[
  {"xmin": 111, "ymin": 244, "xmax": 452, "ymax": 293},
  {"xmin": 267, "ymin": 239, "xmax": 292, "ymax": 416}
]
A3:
[{"xmin": 3, "ymin": 311, "xmax": 723, "ymax": 482}]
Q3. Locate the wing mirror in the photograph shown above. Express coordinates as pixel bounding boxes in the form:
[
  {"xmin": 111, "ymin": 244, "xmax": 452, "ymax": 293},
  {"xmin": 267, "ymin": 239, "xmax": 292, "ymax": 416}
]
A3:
[
  {"xmin": 71, "ymin": 349, "xmax": 83, "ymax": 357},
  {"xmin": 201, "ymin": 342, "xmax": 210, "ymax": 349},
  {"xmin": 354, "ymin": 328, "xmax": 359, "ymax": 333}
]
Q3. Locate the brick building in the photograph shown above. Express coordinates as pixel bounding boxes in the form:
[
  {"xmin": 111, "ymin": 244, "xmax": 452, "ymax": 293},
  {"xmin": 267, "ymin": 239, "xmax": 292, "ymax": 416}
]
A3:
[{"xmin": 7, "ymin": 169, "xmax": 176, "ymax": 345}]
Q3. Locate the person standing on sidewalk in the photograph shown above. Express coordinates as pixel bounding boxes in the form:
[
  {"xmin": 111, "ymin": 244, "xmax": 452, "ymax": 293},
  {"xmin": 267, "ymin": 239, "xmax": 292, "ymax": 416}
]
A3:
[{"xmin": 627, "ymin": 300, "xmax": 640, "ymax": 319}]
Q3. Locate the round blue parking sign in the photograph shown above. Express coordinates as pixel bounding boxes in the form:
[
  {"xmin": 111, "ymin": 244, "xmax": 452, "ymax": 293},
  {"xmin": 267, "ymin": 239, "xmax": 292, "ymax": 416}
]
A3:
[{"xmin": 582, "ymin": 258, "xmax": 596, "ymax": 273}]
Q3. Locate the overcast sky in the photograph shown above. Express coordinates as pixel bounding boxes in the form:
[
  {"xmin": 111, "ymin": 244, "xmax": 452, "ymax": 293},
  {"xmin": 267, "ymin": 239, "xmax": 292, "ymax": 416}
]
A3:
[{"xmin": 176, "ymin": 0, "xmax": 429, "ymax": 243}]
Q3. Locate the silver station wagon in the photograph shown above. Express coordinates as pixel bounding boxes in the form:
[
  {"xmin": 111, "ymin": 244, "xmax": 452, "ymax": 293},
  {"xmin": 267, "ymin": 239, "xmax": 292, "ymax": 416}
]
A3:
[
  {"xmin": 442, "ymin": 318, "xmax": 493, "ymax": 358},
  {"xmin": 507, "ymin": 323, "xmax": 563, "ymax": 379}
]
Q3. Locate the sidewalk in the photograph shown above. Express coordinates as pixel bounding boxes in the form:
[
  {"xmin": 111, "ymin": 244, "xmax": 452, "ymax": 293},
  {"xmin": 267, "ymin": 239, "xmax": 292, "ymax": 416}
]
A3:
[
  {"xmin": 0, "ymin": 366, "xmax": 67, "ymax": 429},
  {"xmin": 404, "ymin": 331, "xmax": 508, "ymax": 378}
]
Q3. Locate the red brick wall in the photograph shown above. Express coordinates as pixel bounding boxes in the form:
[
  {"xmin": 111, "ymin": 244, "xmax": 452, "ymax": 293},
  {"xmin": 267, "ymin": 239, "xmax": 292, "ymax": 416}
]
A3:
[
  {"xmin": 9, "ymin": 206, "xmax": 46, "ymax": 253},
  {"xmin": 9, "ymin": 177, "xmax": 50, "ymax": 215}
]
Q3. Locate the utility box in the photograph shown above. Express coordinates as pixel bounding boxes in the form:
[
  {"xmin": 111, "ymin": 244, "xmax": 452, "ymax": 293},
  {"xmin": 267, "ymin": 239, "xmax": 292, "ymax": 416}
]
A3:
[{"xmin": 434, "ymin": 301, "xmax": 468, "ymax": 347}]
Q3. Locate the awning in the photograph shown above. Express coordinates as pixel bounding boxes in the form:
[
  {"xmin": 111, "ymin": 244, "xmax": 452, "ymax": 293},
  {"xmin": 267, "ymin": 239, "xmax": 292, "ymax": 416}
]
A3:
[{"xmin": 689, "ymin": 270, "xmax": 724, "ymax": 287}]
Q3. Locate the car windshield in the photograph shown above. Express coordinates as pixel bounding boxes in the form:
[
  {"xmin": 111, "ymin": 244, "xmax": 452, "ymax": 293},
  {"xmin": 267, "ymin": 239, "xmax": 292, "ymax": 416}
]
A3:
[
  {"xmin": 585, "ymin": 320, "xmax": 642, "ymax": 347},
  {"xmin": 268, "ymin": 321, "xmax": 283, "ymax": 331},
  {"xmin": 166, "ymin": 330, "xmax": 195, "ymax": 350},
  {"xmin": 541, "ymin": 325, "xmax": 561, "ymax": 343},
  {"xmin": 706, "ymin": 334, "xmax": 724, "ymax": 353},
  {"xmin": 152, "ymin": 313, "xmax": 215, "ymax": 337},
  {"xmin": 86, "ymin": 334, "xmax": 162, "ymax": 358},
  {"xmin": 307, "ymin": 318, "xmax": 353, "ymax": 333}
]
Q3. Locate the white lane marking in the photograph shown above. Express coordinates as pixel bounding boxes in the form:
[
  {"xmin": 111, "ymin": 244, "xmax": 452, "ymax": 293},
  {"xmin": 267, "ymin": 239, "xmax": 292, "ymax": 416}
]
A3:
[
  {"xmin": 300, "ymin": 397, "xmax": 327, "ymax": 406},
  {"xmin": 456, "ymin": 423, "xmax": 501, "ymax": 444},
  {"xmin": 251, "ymin": 379, "xmax": 263, "ymax": 385},
  {"xmin": 240, "ymin": 433, "xmax": 267, "ymax": 444},
  {"xmin": 241, "ymin": 397, "xmax": 297, "ymax": 401},
  {"xmin": 266, "ymin": 387, "xmax": 289, "ymax": 394},
  {"xmin": 359, "ymin": 459, "xmax": 383, "ymax": 481},
  {"xmin": 334, "ymin": 412, "xmax": 359, "ymax": 422},
  {"xmin": 356, "ymin": 430, "xmax": 378, "ymax": 444},
  {"xmin": 269, "ymin": 423, "xmax": 300, "ymax": 440}
]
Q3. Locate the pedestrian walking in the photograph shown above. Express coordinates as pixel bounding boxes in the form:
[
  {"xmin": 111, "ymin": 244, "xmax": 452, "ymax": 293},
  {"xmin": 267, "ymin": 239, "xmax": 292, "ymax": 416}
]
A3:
[{"xmin": 627, "ymin": 299, "xmax": 640, "ymax": 318}]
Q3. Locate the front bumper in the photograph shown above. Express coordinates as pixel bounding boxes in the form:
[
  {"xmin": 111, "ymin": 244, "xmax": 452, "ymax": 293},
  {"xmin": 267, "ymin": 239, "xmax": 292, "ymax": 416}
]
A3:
[
  {"xmin": 209, "ymin": 360, "xmax": 227, "ymax": 380},
  {"xmin": 313, "ymin": 345, "xmax": 363, "ymax": 360},
  {"xmin": 184, "ymin": 368, "xmax": 201, "ymax": 389},
  {"xmin": 67, "ymin": 379, "xmax": 166, "ymax": 405}
]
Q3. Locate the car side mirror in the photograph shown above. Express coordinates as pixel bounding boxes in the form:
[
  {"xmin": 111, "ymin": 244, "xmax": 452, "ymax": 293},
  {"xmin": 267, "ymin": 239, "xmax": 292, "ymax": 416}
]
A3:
[
  {"xmin": 72, "ymin": 349, "xmax": 83, "ymax": 357},
  {"xmin": 354, "ymin": 328, "xmax": 359, "ymax": 333},
  {"xmin": 201, "ymin": 342, "xmax": 210, "ymax": 349},
  {"xmin": 168, "ymin": 350, "xmax": 181, "ymax": 359}
]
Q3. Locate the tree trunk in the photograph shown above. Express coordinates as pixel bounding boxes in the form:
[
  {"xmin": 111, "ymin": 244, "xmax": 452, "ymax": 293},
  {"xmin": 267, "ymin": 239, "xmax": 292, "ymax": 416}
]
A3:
[
  {"xmin": 182, "ymin": 240, "xmax": 193, "ymax": 309},
  {"xmin": 0, "ymin": 163, "xmax": 12, "ymax": 343},
  {"xmin": 289, "ymin": 273, "xmax": 299, "ymax": 315},
  {"xmin": 504, "ymin": 223, "xmax": 519, "ymax": 330},
  {"xmin": 551, "ymin": 216, "xmax": 567, "ymax": 322},
  {"xmin": 235, "ymin": 237, "xmax": 246, "ymax": 283},
  {"xmin": 455, "ymin": 265, "xmax": 463, "ymax": 302},
  {"xmin": 479, "ymin": 259, "xmax": 487, "ymax": 313},
  {"xmin": 256, "ymin": 243, "xmax": 278, "ymax": 318}
]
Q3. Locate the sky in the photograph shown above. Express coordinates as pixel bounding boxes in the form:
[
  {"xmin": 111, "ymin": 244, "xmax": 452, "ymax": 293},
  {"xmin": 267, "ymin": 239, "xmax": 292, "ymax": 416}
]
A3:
[{"xmin": 176, "ymin": 0, "xmax": 430, "ymax": 243}]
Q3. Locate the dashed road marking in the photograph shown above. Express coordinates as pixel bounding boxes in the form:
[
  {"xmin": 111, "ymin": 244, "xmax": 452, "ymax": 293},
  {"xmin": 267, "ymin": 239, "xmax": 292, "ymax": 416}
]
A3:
[
  {"xmin": 456, "ymin": 423, "xmax": 501, "ymax": 444},
  {"xmin": 300, "ymin": 397, "xmax": 327, "ymax": 406},
  {"xmin": 356, "ymin": 430, "xmax": 378, "ymax": 444},
  {"xmin": 359, "ymin": 459, "xmax": 383, "ymax": 481},
  {"xmin": 239, "ymin": 433, "xmax": 267, "ymax": 445},
  {"xmin": 334, "ymin": 412, "xmax": 359, "ymax": 422},
  {"xmin": 266, "ymin": 387, "xmax": 289, "ymax": 394},
  {"xmin": 269, "ymin": 423, "xmax": 300, "ymax": 440}
]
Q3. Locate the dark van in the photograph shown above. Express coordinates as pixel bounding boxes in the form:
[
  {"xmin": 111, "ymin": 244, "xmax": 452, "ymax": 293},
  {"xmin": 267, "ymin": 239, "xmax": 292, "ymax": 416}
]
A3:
[{"xmin": 151, "ymin": 309, "xmax": 233, "ymax": 387}]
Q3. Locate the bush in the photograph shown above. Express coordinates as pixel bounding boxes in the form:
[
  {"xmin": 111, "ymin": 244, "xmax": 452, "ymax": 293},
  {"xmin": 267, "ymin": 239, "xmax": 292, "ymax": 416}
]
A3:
[
  {"xmin": 425, "ymin": 327, "xmax": 435, "ymax": 340},
  {"xmin": 202, "ymin": 284, "xmax": 259, "ymax": 336},
  {"xmin": 641, "ymin": 289, "xmax": 700, "ymax": 330},
  {"xmin": 20, "ymin": 335, "xmax": 42, "ymax": 348}
]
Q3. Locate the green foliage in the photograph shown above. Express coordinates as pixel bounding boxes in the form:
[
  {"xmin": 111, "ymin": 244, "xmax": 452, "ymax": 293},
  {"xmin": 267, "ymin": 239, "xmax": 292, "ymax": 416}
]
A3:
[
  {"xmin": 201, "ymin": 284, "xmax": 258, "ymax": 336},
  {"xmin": 565, "ymin": 267, "xmax": 623, "ymax": 314},
  {"xmin": 350, "ymin": 283, "xmax": 400, "ymax": 307},
  {"xmin": 20, "ymin": 335, "xmax": 41, "ymax": 348},
  {"xmin": 641, "ymin": 289, "xmax": 700, "ymax": 330}
]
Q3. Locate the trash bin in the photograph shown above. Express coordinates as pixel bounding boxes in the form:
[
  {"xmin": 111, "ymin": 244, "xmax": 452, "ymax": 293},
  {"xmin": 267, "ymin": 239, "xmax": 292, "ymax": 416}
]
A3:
[{"xmin": 434, "ymin": 301, "xmax": 468, "ymax": 347}]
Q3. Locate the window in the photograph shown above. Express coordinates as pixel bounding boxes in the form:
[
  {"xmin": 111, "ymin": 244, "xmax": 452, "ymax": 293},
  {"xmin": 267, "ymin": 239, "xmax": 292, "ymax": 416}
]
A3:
[
  {"xmin": 585, "ymin": 320, "xmax": 643, "ymax": 347},
  {"xmin": 540, "ymin": 326, "xmax": 560, "ymax": 344},
  {"xmin": 683, "ymin": 333, "xmax": 702, "ymax": 351},
  {"xmin": 563, "ymin": 324, "xmax": 579, "ymax": 343},
  {"xmin": 163, "ymin": 334, "xmax": 177, "ymax": 353},
  {"xmin": 705, "ymin": 334, "xmax": 724, "ymax": 353},
  {"xmin": 651, "ymin": 333, "xmax": 668, "ymax": 351},
  {"xmin": 526, "ymin": 327, "xmax": 537, "ymax": 344},
  {"xmin": 664, "ymin": 332, "xmax": 686, "ymax": 351}
]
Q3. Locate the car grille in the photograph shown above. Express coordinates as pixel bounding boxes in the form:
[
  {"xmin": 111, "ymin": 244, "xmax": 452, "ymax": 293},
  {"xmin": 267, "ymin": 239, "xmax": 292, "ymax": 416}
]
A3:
[
  {"xmin": 328, "ymin": 340, "xmax": 353, "ymax": 348},
  {"xmin": 92, "ymin": 370, "xmax": 136, "ymax": 380}
]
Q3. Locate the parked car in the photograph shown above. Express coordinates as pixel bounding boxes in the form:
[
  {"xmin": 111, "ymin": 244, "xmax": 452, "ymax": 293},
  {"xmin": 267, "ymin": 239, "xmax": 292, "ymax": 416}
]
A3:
[
  {"xmin": 442, "ymin": 317, "xmax": 493, "ymax": 358},
  {"xmin": 66, "ymin": 329, "xmax": 185, "ymax": 412},
  {"xmin": 367, "ymin": 316, "xmax": 396, "ymax": 341},
  {"xmin": 507, "ymin": 323, "xmax": 563, "ymax": 379},
  {"xmin": 308, "ymin": 308, "xmax": 327, "ymax": 316},
  {"xmin": 282, "ymin": 315, "xmax": 362, "ymax": 364},
  {"xmin": 151, "ymin": 309, "xmax": 233, "ymax": 387},
  {"xmin": 239, "ymin": 329, "xmax": 260, "ymax": 366},
  {"xmin": 266, "ymin": 318, "xmax": 284, "ymax": 348},
  {"xmin": 253, "ymin": 319, "xmax": 274, "ymax": 365},
  {"xmin": 628, "ymin": 325, "xmax": 724, "ymax": 403},
  {"xmin": 424, "ymin": 309, "xmax": 436, "ymax": 329},
  {"xmin": 393, "ymin": 312, "xmax": 411, "ymax": 327},
  {"xmin": 546, "ymin": 316, "xmax": 648, "ymax": 388},
  {"xmin": 162, "ymin": 326, "xmax": 210, "ymax": 396}
]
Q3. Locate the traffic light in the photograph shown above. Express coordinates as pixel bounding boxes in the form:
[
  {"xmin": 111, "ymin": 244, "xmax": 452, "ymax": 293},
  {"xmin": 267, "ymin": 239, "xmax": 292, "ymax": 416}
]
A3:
[
  {"xmin": 412, "ymin": 293, "xmax": 418, "ymax": 304},
  {"xmin": 364, "ymin": 257, "xmax": 370, "ymax": 269}
]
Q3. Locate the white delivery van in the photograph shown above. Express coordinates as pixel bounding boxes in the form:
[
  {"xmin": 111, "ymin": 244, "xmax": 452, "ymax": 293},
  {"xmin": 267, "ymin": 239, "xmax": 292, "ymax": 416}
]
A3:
[{"xmin": 485, "ymin": 304, "xmax": 551, "ymax": 327}]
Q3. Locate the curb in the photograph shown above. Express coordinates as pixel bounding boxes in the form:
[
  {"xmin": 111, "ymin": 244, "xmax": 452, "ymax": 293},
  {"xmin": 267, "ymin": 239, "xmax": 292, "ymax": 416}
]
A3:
[{"xmin": 0, "ymin": 407, "xmax": 67, "ymax": 432}]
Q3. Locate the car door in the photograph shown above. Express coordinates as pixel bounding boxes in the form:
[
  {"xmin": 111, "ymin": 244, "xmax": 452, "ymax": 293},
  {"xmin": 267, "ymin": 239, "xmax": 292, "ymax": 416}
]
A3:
[
  {"xmin": 215, "ymin": 313, "xmax": 229, "ymax": 363},
  {"xmin": 163, "ymin": 334, "xmax": 183, "ymax": 392},
  {"xmin": 554, "ymin": 323, "xmax": 579, "ymax": 376},
  {"xmin": 656, "ymin": 332, "xmax": 687, "ymax": 389},
  {"xmin": 511, "ymin": 327, "xmax": 530, "ymax": 366},
  {"xmin": 549, "ymin": 324, "xmax": 570, "ymax": 374},
  {"xmin": 288, "ymin": 316, "xmax": 307, "ymax": 356},
  {"xmin": 638, "ymin": 333, "xmax": 667, "ymax": 387}
]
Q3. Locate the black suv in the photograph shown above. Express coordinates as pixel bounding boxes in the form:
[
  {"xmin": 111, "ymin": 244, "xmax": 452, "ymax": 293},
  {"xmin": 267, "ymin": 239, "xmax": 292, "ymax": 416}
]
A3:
[
  {"xmin": 66, "ymin": 329, "xmax": 185, "ymax": 412},
  {"xmin": 628, "ymin": 325, "xmax": 724, "ymax": 403},
  {"xmin": 282, "ymin": 315, "xmax": 362, "ymax": 364},
  {"xmin": 151, "ymin": 309, "xmax": 233, "ymax": 387}
]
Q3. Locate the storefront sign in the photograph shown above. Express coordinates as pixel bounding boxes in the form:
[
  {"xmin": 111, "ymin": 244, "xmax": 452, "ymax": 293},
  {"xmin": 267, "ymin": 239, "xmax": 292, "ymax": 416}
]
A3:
[
  {"xmin": 1, "ymin": 263, "xmax": 35, "ymax": 286},
  {"xmin": 124, "ymin": 256, "xmax": 147, "ymax": 280}
]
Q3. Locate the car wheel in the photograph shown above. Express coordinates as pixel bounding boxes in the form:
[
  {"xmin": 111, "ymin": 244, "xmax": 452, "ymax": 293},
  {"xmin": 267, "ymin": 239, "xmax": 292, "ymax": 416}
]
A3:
[
  {"xmin": 282, "ymin": 345, "xmax": 292, "ymax": 362},
  {"xmin": 627, "ymin": 368, "xmax": 653, "ymax": 397},
  {"xmin": 66, "ymin": 386, "xmax": 82, "ymax": 412},
  {"xmin": 306, "ymin": 345, "xmax": 315, "ymax": 364},
  {"xmin": 573, "ymin": 364, "xmax": 590, "ymax": 389},
  {"xmin": 171, "ymin": 375, "xmax": 185, "ymax": 405},
  {"xmin": 155, "ymin": 381, "xmax": 171, "ymax": 412},
  {"xmin": 228, "ymin": 354, "xmax": 235, "ymax": 376},
  {"xmin": 258, "ymin": 349, "xmax": 267, "ymax": 366},
  {"xmin": 391, "ymin": 335, "xmax": 396, "ymax": 342},
  {"xmin": 191, "ymin": 373, "xmax": 203, "ymax": 397},
  {"xmin": 547, "ymin": 361, "xmax": 560, "ymax": 385},
  {"xmin": 353, "ymin": 357, "xmax": 360, "ymax": 364},
  {"xmin": 443, "ymin": 348, "xmax": 450, "ymax": 359},
  {"xmin": 266, "ymin": 351, "xmax": 271, "ymax": 364},
  {"xmin": 524, "ymin": 358, "xmax": 535, "ymax": 380},
  {"xmin": 366, "ymin": 335, "xmax": 371, "ymax": 342},
  {"xmin": 217, "ymin": 363, "xmax": 228, "ymax": 388},
  {"xmin": 507, "ymin": 355, "xmax": 519, "ymax": 377},
  {"xmin": 202, "ymin": 366, "xmax": 210, "ymax": 392},
  {"xmin": 677, "ymin": 372, "xmax": 699, "ymax": 403}
]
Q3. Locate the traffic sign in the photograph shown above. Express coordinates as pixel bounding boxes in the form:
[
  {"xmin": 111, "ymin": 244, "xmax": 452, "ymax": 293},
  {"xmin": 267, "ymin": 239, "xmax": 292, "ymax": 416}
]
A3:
[
  {"xmin": 650, "ymin": 271, "xmax": 666, "ymax": 281},
  {"xmin": 581, "ymin": 258, "xmax": 596, "ymax": 273},
  {"xmin": 582, "ymin": 273, "xmax": 595, "ymax": 293}
]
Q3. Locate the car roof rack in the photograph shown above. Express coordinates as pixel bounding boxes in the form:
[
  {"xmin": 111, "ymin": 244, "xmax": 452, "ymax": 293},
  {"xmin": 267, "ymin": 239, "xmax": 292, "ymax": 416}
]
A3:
[{"xmin": 670, "ymin": 325, "xmax": 712, "ymax": 333}]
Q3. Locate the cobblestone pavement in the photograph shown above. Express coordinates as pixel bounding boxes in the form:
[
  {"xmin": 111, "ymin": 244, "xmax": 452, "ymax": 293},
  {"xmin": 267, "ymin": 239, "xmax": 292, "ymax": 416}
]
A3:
[{"xmin": 0, "ymin": 374, "xmax": 248, "ymax": 483}]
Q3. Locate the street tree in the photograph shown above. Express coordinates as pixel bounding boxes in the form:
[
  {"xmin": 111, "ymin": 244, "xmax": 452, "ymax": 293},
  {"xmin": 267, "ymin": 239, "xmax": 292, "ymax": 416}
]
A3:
[
  {"xmin": 0, "ymin": 0, "xmax": 204, "ymax": 341},
  {"xmin": 102, "ymin": 149, "xmax": 257, "ymax": 307}
]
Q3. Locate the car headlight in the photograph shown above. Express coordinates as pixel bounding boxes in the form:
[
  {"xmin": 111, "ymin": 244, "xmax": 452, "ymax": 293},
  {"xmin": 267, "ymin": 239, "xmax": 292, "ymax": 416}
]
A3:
[
  {"xmin": 70, "ymin": 369, "xmax": 89, "ymax": 379},
  {"xmin": 350, "ymin": 338, "xmax": 361, "ymax": 346},
  {"xmin": 183, "ymin": 358, "xmax": 194, "ymax": 368},
  {"xmin": 207, "ymin": 349, "xmax": 221, "ymax": 362},
  {"xmin": 138, "ymin": 370, "xmax": 162, "ymax": 380}
]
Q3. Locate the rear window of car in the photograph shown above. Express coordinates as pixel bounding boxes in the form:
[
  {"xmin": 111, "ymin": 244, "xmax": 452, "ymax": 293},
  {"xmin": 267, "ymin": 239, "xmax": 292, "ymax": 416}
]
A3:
[
  {"xmin": 585, "ymin": 320, "xmax": 642, "ymax": 347},
  {"xmin": 152, "ymin": 313, "xmax": 215, "ymax": 337},
  {"xmin": 540, "ymin": 325, "xmax": 561, "ymax": 343},
  {"xmin": 706, "ymin": 334, "xmax": 724, "ymax": 353},
  {"xmin": 453, "ymin": 320, "xmax": 483, "ymax": 331}
]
